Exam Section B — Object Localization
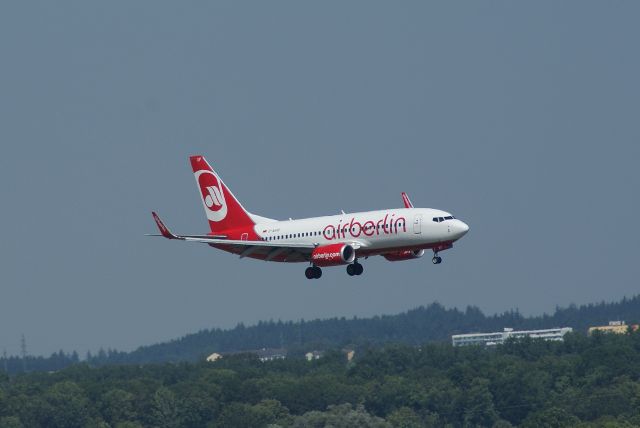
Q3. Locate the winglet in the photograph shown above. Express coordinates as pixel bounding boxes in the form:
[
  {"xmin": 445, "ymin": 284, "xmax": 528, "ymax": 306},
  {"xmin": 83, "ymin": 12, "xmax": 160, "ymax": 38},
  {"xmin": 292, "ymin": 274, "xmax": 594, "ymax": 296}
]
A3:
[
  {"xmin": 401, "ymin": 192, "xmax": 414, "ymax": 208},
  {"xmin": 151, "ymin": 212, "xmax": 179, "ymax": 239}
]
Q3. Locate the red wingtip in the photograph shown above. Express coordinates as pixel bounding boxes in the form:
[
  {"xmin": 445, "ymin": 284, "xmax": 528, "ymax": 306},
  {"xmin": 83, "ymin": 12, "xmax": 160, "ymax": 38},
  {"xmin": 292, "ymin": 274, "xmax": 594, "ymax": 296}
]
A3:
[
  {"xmin": 401, "ymin": 192, "xmax": 414, "ymax": 208},
  {"xmin": 152, "ymin": 211, "xmax": 176, "ymax": 239}
]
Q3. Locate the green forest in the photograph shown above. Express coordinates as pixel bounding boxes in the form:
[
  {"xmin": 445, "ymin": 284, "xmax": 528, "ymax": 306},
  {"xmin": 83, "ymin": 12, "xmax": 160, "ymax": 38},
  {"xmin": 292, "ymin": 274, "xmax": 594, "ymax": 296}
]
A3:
[
  {"xmin": 93, "ymin": 294, "xmax": 640, "ymax": 365},
  {"xmin": 1, "ymin": 331, "xmax": 640, "ymax": 427},
  {"xmin": 2, "ymin": 295, "xmax": 639, "ymax": 374}
]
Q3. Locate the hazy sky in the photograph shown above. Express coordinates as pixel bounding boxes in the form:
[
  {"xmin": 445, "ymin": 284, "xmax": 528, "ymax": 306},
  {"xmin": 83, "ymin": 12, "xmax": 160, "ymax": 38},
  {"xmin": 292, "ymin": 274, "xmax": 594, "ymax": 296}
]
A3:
[{"xmin": 1, "ymin": 2, "xmax": 639, "ymax": 356}]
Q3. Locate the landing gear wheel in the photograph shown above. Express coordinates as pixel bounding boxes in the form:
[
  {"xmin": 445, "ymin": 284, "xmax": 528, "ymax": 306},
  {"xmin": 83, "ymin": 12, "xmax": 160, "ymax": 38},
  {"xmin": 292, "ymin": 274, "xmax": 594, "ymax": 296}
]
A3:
[
  {"xmin": 347, "ymin": 263, "xmax": 364, "ymax": 276},
  {"xmin": 432, "ymin": 256, "xmax": 442, "ymax": 264},
  {"xmin": 354, "ymin": 263, "xmax": 364, "ymax": 275},
  {"xmin": 313, "ymin": 266, "xmax": 322, "ymax": 279},
  {"xmin": 346, "ymin": 264, "xmax": 356, "ymax": 276},
  {"xmin": 305, "ymin": 267, "xmax": 315, "ymax": 279},
  {"xmin": 306, "ymin": 266, "xmax": 322, "ymax": 279}
]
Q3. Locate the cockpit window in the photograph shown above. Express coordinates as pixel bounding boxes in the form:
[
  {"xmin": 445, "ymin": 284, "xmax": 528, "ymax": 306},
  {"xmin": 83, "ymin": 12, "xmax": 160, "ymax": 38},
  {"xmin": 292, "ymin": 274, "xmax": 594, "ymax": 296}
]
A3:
[{"xmin": 433, "ymin": 216, "xmax": 456, "ymax": 223}]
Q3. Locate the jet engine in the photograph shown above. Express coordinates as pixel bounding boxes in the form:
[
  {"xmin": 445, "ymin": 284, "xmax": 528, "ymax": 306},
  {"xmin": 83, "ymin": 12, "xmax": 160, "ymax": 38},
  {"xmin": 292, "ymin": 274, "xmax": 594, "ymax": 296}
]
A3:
[
  {"xmin": 383, "ymin": 249, "xmax": 425, "ymax": 262},
  {"xmin": 311, "ymin": 243, "xmax": 356, "ymax": 267}
]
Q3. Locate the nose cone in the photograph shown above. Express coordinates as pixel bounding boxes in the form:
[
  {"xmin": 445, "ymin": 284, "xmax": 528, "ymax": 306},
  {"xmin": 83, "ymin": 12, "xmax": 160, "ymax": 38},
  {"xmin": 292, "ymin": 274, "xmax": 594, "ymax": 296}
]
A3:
[{"xmin": 452, "ymin": 220, "xmax": 469, "ymax": 240}]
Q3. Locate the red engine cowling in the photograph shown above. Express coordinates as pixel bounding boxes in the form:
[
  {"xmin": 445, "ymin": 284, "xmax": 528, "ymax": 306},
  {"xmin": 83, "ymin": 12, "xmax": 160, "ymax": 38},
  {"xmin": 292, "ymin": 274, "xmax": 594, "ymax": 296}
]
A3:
[
  {"xmin": 383, "ymin": 249, "xmax": 425, "ymax": 262},
  {"xmin": 311, "ymin": 243, "xmax": 356, "ymax": 267}
]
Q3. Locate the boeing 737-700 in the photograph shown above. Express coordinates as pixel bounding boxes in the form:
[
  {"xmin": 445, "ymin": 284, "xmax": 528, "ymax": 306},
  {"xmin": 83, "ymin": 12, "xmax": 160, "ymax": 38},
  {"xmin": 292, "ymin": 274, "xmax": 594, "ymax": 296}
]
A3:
[{"xmin": 149, "ymin": 156, "xmax": 469, "ymax": 279}]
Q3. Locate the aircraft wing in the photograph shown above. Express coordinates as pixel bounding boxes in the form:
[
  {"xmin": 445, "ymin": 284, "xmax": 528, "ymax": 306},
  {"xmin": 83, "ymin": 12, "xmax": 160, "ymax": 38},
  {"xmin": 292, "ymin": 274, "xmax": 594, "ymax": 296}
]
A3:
[{"xmin": 148, "ymin": 212, "xmax": 317, "ymax": 261}]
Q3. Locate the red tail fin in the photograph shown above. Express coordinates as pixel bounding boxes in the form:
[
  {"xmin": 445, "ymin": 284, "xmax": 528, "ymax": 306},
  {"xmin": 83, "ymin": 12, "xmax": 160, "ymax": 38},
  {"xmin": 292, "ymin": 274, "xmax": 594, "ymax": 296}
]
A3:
[{"xmin": 190, "ymin": 156, "xmax": 255, "ymax": 233}]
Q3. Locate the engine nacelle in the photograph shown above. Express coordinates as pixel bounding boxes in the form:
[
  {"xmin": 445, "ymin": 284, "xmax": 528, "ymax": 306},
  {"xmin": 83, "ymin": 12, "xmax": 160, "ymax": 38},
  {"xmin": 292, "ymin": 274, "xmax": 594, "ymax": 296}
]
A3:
[
  {"xmin": 383, "ymin": 249, "xmax": 425, "ymax": 262},
  {"xmin": 311, "ymin": 243, "xmax": 356, "ymax": 267}
]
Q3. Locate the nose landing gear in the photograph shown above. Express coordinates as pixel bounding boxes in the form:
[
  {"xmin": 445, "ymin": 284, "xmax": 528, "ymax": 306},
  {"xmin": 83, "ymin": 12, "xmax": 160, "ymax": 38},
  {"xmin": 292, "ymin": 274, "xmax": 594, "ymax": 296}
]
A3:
[
  {"xmin": 305, "ymin": 266, "xmax": 322, "ymax": 279},
  {"xmin": 346, "ymin": 261, "xmax": 364, "ymax": 276},
  {"xmin": 432, "ymin": 252, "xmax": 442, "ymax": 264}
]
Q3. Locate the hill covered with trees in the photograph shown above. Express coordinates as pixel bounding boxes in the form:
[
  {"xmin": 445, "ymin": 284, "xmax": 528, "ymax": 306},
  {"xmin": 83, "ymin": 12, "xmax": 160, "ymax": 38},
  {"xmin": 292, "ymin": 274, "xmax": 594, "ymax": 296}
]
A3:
[
  {"xmin": 87, "ymin": 294, "xmax": 640, "ymax": 365},
  {"xmin": 2, "ymin": 295, "xmax": 639, "ymax": 374},
  {"xmin": 1, "ymin": 331, "xmax": 639, "ymax": 427}
]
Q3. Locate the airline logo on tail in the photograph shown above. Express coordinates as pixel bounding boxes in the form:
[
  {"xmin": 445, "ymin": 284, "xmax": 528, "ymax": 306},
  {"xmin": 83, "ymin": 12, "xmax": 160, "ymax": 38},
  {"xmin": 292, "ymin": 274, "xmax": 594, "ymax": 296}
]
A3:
[{"xmin": 195, "ymin": 169, "xmax": 228, "ymax": 222}]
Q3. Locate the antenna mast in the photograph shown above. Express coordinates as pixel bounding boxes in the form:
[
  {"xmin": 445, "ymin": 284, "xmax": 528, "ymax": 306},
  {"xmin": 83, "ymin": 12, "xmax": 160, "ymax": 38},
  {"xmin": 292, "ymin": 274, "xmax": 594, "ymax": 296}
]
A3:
[{"xmin": 20, "ymin": 334, "xmax": 27, "ymax": 373}]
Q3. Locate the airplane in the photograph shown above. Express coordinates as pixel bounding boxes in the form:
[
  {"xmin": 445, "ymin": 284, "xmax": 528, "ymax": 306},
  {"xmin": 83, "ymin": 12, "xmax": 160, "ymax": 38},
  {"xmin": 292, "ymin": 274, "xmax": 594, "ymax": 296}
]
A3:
[{"xmin": 149, "ymin": 155, "xmax": 469, "ymax": 279}]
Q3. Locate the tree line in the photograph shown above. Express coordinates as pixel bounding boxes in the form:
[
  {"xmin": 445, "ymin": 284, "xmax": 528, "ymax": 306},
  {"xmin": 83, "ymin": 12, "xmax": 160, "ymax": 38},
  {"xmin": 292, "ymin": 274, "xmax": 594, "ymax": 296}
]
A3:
[
  {"xmin": 2, "ymin": 295, "xmax": 639, "ymax": 374},
  {"xmin": 89, "ymin": 294, "xmax": 640, "ymax": 365},
  {"xmin": 1, "ymin": 331, "xmax": 639, "ymax": 427}
]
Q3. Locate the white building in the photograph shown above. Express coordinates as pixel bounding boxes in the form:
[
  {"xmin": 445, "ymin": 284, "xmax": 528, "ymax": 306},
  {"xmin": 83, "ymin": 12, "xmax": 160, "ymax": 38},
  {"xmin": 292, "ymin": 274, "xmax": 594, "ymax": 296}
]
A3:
[
  {"xmin": 206, "ymin": 352, "xmax": 223, "ymax": 362},
  {"xmin": 305, "ymin": 351, "xmax": 323, "ymax": 361},
  {"xmin": 255, "ymin": 348, "xmax": 287, "ymax": 362},
  {"xmin": 452, "ymin": 327, "xmax": 573, "ymax": 347}
]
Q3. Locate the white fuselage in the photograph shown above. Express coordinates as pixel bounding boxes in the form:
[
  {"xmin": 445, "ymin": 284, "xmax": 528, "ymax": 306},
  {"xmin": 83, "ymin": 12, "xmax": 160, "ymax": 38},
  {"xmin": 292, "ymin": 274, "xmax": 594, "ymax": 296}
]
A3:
[{"xmin": 254, "ymin": 208, "xmax": 469, "ymax": 257}]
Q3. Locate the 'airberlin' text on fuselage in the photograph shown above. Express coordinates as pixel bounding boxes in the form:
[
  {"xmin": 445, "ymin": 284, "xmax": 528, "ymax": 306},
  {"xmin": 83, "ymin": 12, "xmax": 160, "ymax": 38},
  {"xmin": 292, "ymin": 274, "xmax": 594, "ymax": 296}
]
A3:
[{"xmin": 323, "ymin": 214, "xmax": 406, "ymax": 240}]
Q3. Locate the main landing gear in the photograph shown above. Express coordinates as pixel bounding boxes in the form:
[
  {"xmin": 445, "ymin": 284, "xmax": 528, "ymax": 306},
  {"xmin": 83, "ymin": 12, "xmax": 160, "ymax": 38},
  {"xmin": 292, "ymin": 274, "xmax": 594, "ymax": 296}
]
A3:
[
  {"xmin": 305, "ymin": 266, "xmax": 322, "ymax": 279},
  {"xmin": 346, "ymin": 261, "xmax": 364, "ymax": 276},
  {"xmin": 305, "ymin": 262, "xmax": 364, "ymax": 279},
  {"xmin": 432, "ymin": 252, "xmax": 443, "ymax": 264}
]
